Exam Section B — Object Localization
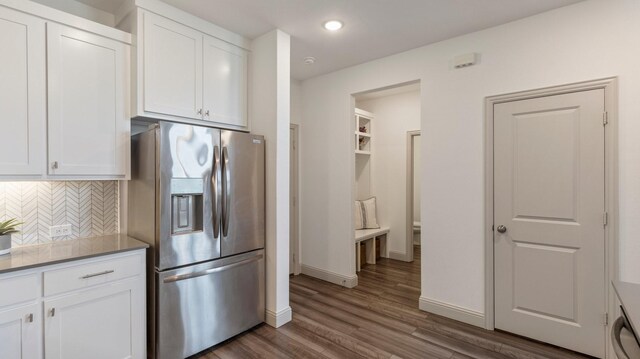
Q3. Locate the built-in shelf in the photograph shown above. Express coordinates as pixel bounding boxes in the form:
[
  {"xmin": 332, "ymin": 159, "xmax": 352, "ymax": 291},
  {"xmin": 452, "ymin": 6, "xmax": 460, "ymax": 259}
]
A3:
[{"xmin": 355, "ymin": 109, "xmax": 374, "ymax": 154}]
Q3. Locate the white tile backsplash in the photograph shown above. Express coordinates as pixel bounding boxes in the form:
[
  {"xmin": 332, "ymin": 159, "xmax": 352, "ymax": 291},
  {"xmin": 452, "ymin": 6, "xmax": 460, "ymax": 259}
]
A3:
[{"xmin": 0, "ymin": 181, "xmax": 119, "ymax": 246}]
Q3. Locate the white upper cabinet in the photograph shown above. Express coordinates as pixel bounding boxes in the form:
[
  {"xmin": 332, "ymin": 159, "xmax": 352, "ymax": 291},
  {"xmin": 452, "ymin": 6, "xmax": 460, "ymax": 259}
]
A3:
[
  {"xmin": 0, "ymin": 2, "xmax": 131, "ymax": 180},
  {"xmin": 143, "ymin": 12, "xmax": 203, "ymax": 120},
  {"xmin": 203, "ymin": 35, "xmax": 248, "ymax": 128},
  {"xmin": 0, "ymin": 7, "xmax": 46, "ymax": 177},
  {"xmin": 47, "ymin": 23, "xmax": 129, "ymax": 177},
  {"xmin": 123, "ymin": 6, "xmax": 250, "ymax": 130}
]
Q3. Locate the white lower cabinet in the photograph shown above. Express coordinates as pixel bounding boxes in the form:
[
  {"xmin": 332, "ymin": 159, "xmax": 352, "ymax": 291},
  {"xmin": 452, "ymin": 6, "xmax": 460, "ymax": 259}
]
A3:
[
  {"xmin": 44, "ymin": 281, "xmax": 141, "ymax": 359},
  {"xmin": 0, "ymin": 250, "xmax": 145, "ymax": 359},
  {"xmin": 0, "ymin": 304, "xmax": 40, "ymax": 359}
]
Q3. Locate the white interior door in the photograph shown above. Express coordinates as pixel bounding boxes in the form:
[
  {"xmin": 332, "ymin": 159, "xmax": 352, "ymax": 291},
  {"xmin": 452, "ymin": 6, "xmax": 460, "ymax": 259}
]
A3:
[
  {"xmin": 0, "ymin": 8, "xmax": 45, "ymax": 176},
  {"xmin": 494, "ymin": 89, "xmax": 606, "ymax": 357},
  {"xmin": 46, "ymin": 23, "xmax": 128, "ymax": 176},
  {"xmin": 143, "ymin": 11, "xmax": 203, "ymax": 120}
]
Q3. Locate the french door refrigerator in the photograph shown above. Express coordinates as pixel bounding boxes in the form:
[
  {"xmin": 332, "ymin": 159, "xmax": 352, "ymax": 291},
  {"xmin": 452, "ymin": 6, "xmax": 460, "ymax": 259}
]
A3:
[{"xmin": 128, "ymin": 121, "xmax": 265, "ymax": 359}]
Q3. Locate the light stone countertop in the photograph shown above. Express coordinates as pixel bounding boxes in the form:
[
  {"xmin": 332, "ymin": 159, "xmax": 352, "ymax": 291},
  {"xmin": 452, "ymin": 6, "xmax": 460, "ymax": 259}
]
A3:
[{"xmin": 0, "ymin": 234, "xmax": 148, "ymax": 274}]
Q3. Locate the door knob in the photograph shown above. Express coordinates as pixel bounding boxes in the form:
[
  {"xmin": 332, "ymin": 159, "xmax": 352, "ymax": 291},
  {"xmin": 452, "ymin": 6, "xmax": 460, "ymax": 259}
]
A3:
[{"xmin": 496, "ymin": 225, "xmax": 507, "ymax": 233}]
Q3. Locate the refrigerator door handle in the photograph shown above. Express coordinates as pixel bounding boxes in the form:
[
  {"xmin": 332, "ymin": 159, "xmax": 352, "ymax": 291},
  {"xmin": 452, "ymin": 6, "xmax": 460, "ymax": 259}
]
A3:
[
  {"xmin": 212, "ymin": 145, "xmax": 221, "ymax": 238},
  {"xmin": 222, "ymin": 147, "xmax": 231, "ymax": 237},
  {"xmin": 162, "ymin": 254, "xmax": 263, "ymax": 283}
]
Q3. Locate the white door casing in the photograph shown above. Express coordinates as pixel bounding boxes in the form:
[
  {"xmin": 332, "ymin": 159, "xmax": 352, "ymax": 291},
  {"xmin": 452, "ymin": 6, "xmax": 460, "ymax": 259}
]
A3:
[
  {"xmin": 46, "ymin": 23, "xmax": 128, "ymax": 176},
  {"xmin": 143, "ymin": 11, "xmax": 203, "ymax": 120},
  {"xmin": 493, "ymin": 89, "xmax": 606, "ymax": 357},
  {"xmin": 405, "ymin": 131, "xmax": 421, "ymax": 261},
  {"xmin": 290, "ymin": 125, "xmax": 300, "ymax": 275},
  {"xmin": 0, "ymin": 7, "xmax": 46, "ymax": 177}
]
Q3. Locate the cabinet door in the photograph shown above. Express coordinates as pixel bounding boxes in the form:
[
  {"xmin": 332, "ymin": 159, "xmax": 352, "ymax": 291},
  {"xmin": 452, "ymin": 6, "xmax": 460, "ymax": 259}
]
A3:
[
  {"xmin": 0, "ymin": 304, "xmax": 41, "ymax": 359},
  {"xmin": 0, "ymin": 8, "xmax": 46, "ymax": 176},
  {"xmin": 203, "ymin": 35, "xmax": 248, "ymax": 128},
  {"xmin": 143, "ymin": 11, "xmax": 203, "ymax": 120},
  {"xmin": 44, "ymin": 281, "xmax": 140, "ymax": 359},
  {"xmin": 46, "ymin": 23, "xmax": 129, "ymax": 176}
]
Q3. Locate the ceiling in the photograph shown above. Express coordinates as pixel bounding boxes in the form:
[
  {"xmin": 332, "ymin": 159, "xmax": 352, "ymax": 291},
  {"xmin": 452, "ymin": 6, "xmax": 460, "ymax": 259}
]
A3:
[{"xmin": 77, "ymin": 0, "xmax": 585, "ymax": 80}]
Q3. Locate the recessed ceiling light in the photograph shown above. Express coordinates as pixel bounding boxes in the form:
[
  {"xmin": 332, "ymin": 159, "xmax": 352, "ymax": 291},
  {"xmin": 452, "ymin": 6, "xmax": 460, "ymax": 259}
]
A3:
[
  {"xmin": 303, "ymin": 57, "xmax": 316, "ymax": 65},
  {"xmin": 323, "ymin": 20, "xmax": 343, "ymax": 31}
]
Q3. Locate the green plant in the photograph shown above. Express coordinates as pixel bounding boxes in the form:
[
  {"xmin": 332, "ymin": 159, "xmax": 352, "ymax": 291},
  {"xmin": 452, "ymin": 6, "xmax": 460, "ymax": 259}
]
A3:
[{"xmin": 0, "ymin": 219, "xmax": 22, "ymax": 236}]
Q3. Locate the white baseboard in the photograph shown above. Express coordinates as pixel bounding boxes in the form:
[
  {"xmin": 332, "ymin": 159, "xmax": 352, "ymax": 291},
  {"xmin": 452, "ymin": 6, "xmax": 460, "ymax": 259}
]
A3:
[
  {"xmin": 388, "ymin": 251, "xmax": 409, "ymax": 262},
  {"xmin": 300, "ymin": 264, "xmax": 358, "ymax": 288},
  {"xmin": 265, "ymin": 306, "xmax": 292, "ymax": 328},
  {"xmin": 419, "ymin": 296, "xmax": 485, "ymax": 328}
]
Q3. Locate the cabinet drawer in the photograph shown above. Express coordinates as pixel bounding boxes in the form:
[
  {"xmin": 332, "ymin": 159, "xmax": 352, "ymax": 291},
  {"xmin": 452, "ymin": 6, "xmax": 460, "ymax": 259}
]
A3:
[
  {"xmin": 44, "ymin": 254, "xmax": 142, "ymax": 297},
  {"xmin": 0, "ymin": 273, "xmax": 40, "ymax": 307}
]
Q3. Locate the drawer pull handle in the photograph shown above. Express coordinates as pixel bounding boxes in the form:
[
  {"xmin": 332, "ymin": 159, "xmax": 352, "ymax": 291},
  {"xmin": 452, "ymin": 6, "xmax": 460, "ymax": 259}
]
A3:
[
  {"xmin": 80, "ymin": 270, "xmax": 115, "ymax": 279},
  {"xmin": 50, "ymin": 308, "xmax": 55, "ymax": 317},
  {"xmin": 26, "ymin": 313, "xmax": 33, "ymax": 322}
]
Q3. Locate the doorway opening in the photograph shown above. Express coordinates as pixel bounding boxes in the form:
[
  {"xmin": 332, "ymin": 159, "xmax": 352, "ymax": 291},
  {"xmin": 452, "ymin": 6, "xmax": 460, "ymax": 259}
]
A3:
[{"xmin": 351, "ymin": 80, "xmax": 422, "ymax": 302}]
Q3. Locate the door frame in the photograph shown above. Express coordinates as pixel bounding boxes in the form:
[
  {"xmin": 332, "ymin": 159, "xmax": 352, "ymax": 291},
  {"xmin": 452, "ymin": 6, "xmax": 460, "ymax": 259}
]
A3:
[
  {"xmin": 290, "ymin": 124, "xmax": 301, "ymax": 275},
  {"xmin": 484, "ymin": 78, "xmax": 618, "ymax": 354},
  {"xmin": 405, "ymin": 130, "xmax": 421, "ymax": 262}
]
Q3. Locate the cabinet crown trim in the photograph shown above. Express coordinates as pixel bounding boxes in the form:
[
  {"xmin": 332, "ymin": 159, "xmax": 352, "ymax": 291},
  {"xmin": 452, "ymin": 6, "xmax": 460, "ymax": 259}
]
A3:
[{"xmin": 117, "ymin": 0, "xmax": 250, "ymax": 50}]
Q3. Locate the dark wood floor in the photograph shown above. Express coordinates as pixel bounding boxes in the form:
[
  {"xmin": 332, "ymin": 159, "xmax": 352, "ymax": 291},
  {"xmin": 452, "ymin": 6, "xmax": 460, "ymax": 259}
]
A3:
[{"xmin": 195, "ymin": 246, "xmax": 590, "ymax": 359}]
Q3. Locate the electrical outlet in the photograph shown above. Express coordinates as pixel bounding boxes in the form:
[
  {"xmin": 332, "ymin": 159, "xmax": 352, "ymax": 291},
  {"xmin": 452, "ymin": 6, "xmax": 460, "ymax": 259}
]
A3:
[{"xmin": 49, "ymin": 224, "xmax": 72, "ymax": 238}]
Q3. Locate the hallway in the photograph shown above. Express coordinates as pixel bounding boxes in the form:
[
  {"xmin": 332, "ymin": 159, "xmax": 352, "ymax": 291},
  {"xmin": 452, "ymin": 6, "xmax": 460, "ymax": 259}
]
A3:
[{"xmin": 196, "ymin": 248, "xmax": 589, "ymax": 358}]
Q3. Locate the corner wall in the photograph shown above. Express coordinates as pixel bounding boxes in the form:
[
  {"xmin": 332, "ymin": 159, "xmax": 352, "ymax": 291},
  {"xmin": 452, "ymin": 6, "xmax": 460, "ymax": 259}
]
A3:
[
  {"xmin": 300, "ymin": 0, "xmax": 640, "ymax": 315},
  {"xmin": 250, "ymin": 29, "xmax": 291, "ymax": 327}
]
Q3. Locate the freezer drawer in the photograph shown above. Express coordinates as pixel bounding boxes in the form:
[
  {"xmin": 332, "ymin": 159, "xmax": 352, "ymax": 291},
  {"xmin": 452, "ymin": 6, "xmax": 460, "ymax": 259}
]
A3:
[{"xmin": 155, "ymin": 249, "xmax": 265, "ymax": 359}]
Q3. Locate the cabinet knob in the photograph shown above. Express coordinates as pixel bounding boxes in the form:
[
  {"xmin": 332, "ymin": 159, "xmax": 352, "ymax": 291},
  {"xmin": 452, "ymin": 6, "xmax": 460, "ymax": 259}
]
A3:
[
  {"xmin": 50, "ymin": 308, "xmax": 56, "ymax": 317},
  {"xmin": 205, "ymin": 110, "xmax": 210, "ymax": 117},
  {"xmin": 26, "ymin": 313, "xmax": 33, "ymax": 322},
  {"xmin": 197, "ymin": 109, "xmax": 203, "ymax": 115},
  {"xmin": 51, "ymin": 161, "xmax": 59, "ymax": 170}
]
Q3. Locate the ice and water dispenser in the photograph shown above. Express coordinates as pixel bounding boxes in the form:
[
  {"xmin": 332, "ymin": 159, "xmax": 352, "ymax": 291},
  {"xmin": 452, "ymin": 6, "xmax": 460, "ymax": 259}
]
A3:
[{"xmin": 170, "ymin": 179, "xmax": 204, "ymax": 235}]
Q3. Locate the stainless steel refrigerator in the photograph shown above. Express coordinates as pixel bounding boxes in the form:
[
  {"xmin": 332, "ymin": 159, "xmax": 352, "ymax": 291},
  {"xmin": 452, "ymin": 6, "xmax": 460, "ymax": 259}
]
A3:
[{"xmin": 128, "ymin": 121, "xmax": 265, "ymax": 359}]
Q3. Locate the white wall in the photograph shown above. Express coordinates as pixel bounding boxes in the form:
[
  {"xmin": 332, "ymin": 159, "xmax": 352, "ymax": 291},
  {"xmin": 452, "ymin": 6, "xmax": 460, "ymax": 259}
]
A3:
[
  {"xmin": 250, "ymin": 30, "xmax": 291, "ymax": 327},
  {"xmin": 291, "ymin": 79, "xmax": 302, "ymax": 125},
  {"xmin": 357, "ymin": 90, "xmax": 421, "ymax": 258},
  {"xmin": 300, "ymin": 0, "xmax": 640, "ymax": 315},
  {"xmin": 355, "ymin": 157, "xmax": 370, "ymax": 200},
  {"xmin": 31, "ymin": 0, "xmax": 115, "ymax": 26}
]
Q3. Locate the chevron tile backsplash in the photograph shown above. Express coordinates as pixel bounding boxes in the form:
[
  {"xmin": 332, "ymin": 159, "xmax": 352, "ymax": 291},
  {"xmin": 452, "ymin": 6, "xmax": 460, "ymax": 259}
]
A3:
[{"xmin": 0, "ymin": 181, "xmax": 119, "ymax": 246}]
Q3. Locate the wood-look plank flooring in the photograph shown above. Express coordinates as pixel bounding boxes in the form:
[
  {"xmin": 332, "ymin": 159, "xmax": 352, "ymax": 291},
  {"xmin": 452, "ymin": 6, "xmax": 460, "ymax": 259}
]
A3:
[{"xmin": 194, "ymin": 246, "xmax": 591, "ymax": 359}]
